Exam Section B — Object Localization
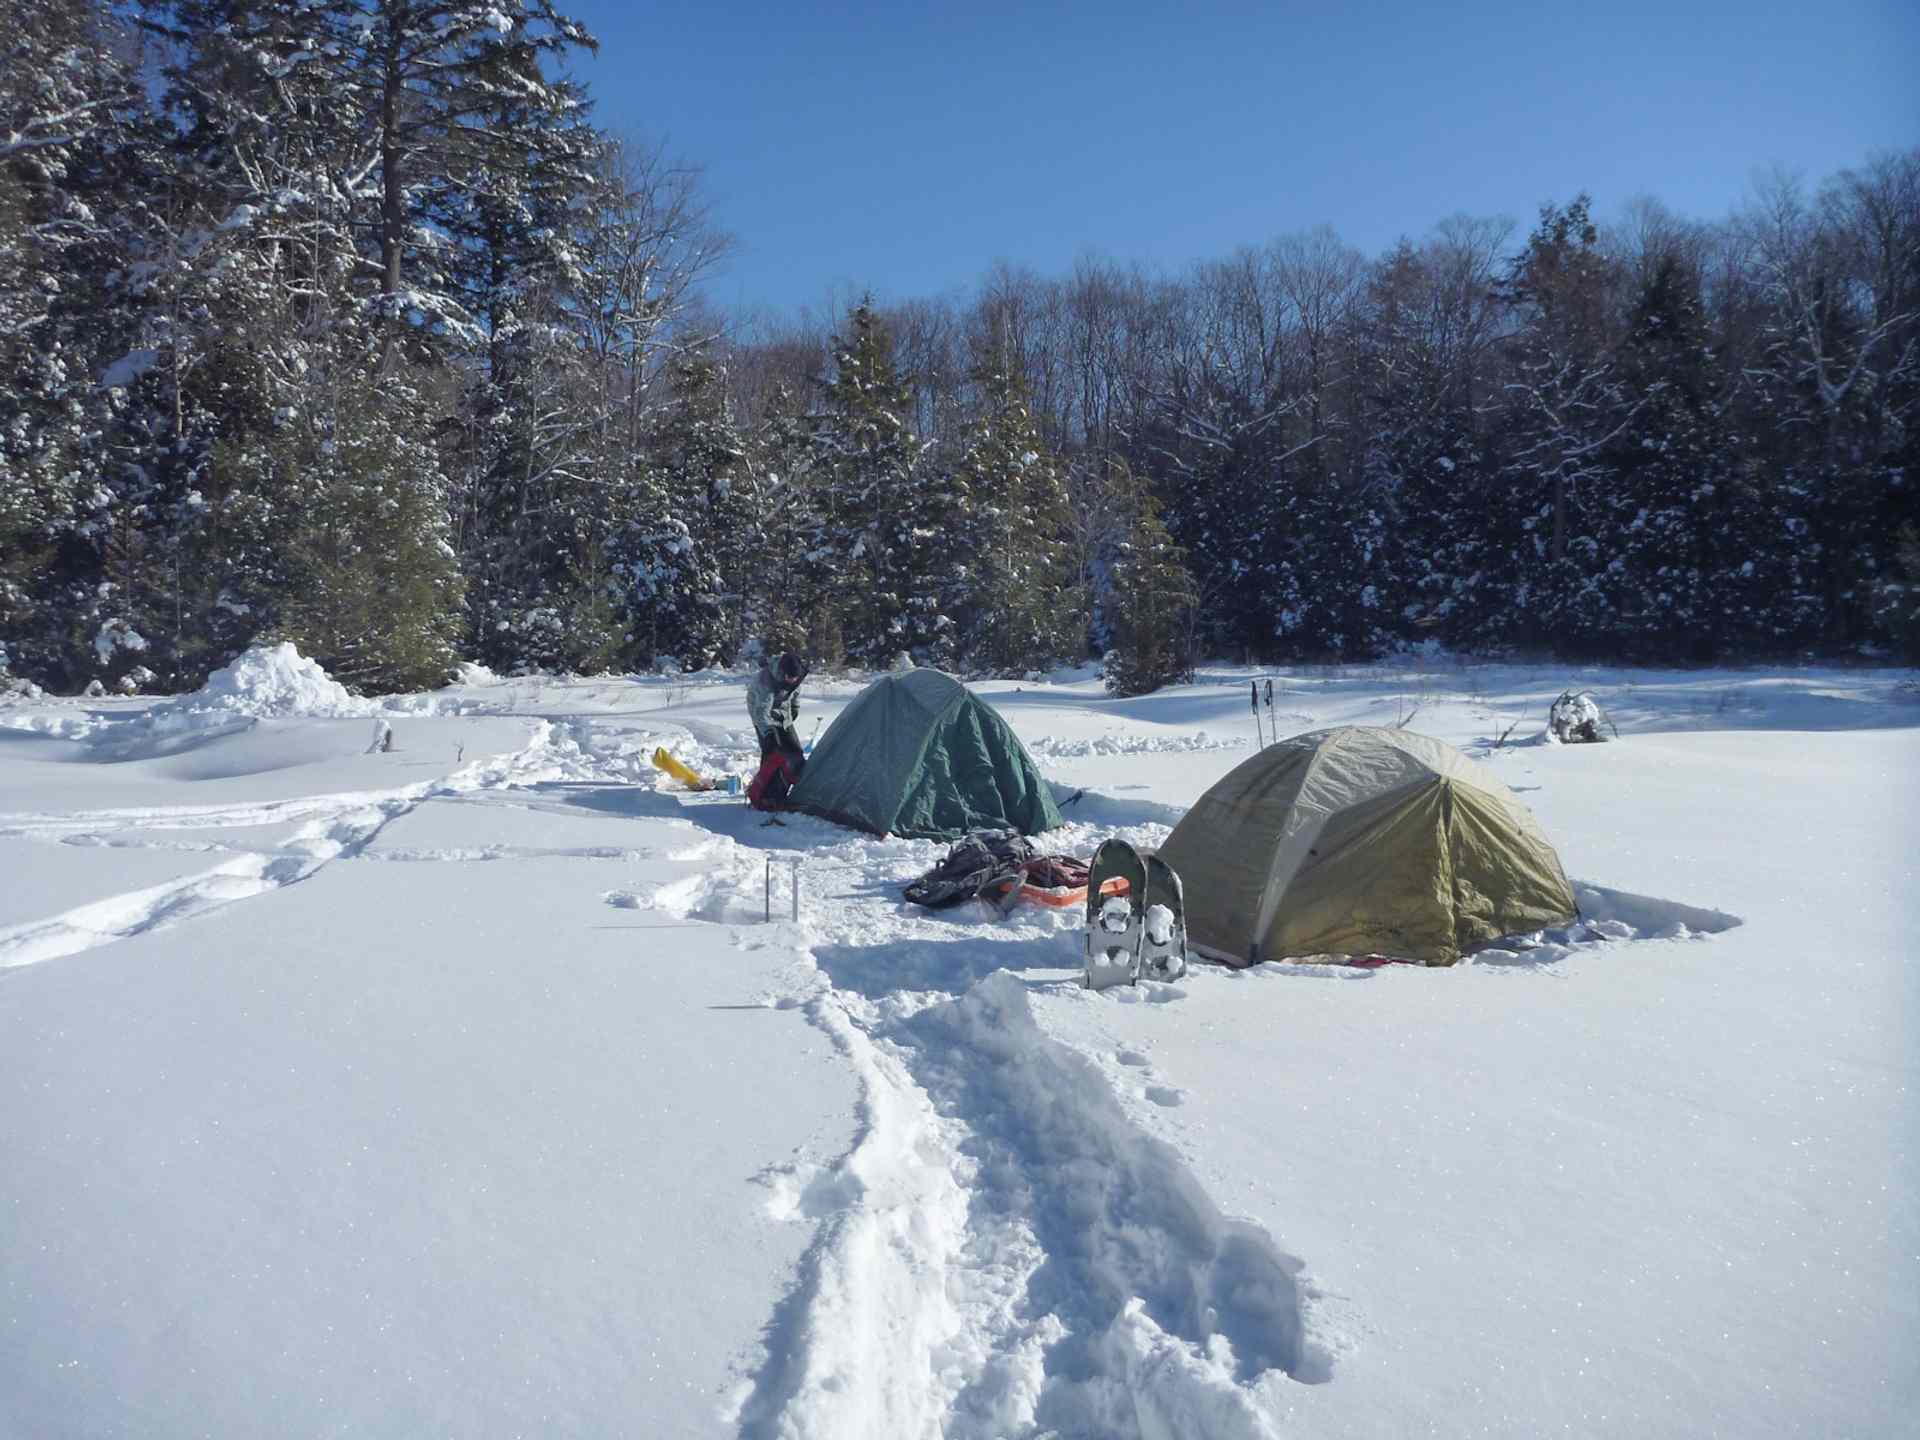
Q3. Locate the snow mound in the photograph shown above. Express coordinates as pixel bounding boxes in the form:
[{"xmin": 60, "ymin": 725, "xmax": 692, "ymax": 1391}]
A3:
[
  {"xmin": 84, "ymin": 644, "xmax": 376, "ymax": 757},
  {"xmin": 179, "ymin": 643, "xmax": 374, "ymax": 721}
]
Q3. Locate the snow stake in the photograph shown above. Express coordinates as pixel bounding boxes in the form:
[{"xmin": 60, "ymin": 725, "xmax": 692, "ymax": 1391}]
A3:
[
  {"xmin": 763, "ymin": 859, "xmax": 799, "ymax": 922},
  {"xmin": 1264, "ymin": 679, "xmax": 1276, "ymax": 743},
  {"xmin": 1251, "ymin": 680, "xmax": 1265, "ymax": 749}
]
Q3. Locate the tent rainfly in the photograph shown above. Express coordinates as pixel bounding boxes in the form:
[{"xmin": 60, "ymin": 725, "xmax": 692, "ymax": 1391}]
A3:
[
  {"xmin": 789, "ymin": 670, "xmax": 1063, "ymax": 841},
  {"xmin": 1158, "ymin": 725, "xmax": 1577, "ymax": 965}
]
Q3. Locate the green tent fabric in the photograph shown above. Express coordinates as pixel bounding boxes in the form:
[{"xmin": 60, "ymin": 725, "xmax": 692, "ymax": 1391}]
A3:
[
  {"xmin": 789, "ymin": 670, "xmax": 1064, "ymax": 841},
  {"xmin": 1158, "ymin": 726, "xmax": 1576, "ymax": 966}
]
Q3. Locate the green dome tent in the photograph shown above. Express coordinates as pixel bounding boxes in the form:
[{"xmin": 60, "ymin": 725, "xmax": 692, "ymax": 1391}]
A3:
[
  {"xmin": 789, "ymin": 670, "xmax": 1063, "ymax": 841},
  {"xmin": 1158, "ymin": 726, "xmax": 1576, "ymax": 965}
]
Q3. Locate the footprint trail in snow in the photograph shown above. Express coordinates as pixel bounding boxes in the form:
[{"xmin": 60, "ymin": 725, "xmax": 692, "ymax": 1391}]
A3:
[
  {"xmin": 0, "ymin": 721, "xmax": 566, "ymax": 967},
  {"xmin": 635, "ymin": 804, "xmax": 1332, "ymax": 1439}
]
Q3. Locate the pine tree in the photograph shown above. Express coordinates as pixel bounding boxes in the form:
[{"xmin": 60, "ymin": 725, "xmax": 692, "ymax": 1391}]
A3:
[
  {"xmin": 274, "ymin": 370, "xmax": 465, "ymax": 692},
  {"xmin": 1597, "ymin": 254, "xmax": 1753, "ymax": 659},
  {"xmin": 809, "ymin": 298, "xmax": 937, "ymax": 665},
  {"xmin": 751, "ymin": 383, "xmax": 827, "ymax": 661},
  {"xmin": 1103, "ymin": 461, "xmax": 1197, "ymax": 696},
  {"xmin": 1874, "ymin": 525, "xmax": 1920, "ymax": 662},
  {"xmin": 0, "ymin": 0, "xmax": 149, "ymax": 687},
  {"xmin": 156, "ymin": 0, "xmax": 601, "ymax": 339},
  {"xmin": 637, "ymin": 355, "xmax": 758, "ymax": 666},
  {"xmin": 950, "ymin": 341, "xmax": 1077, "ymax": 671},
  {"xmin": 1494, "ymin": 196, "xmax": 1639, "ymax": 651}
]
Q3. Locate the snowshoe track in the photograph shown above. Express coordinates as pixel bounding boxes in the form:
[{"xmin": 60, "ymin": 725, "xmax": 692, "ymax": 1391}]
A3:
[
  {"xmin": 0, "ymin": 722, "xmax": 562, "ymax": 969},
  {"xmin": 695, "ymin": 847, "xmax": 1328, "ymax": 1438}
]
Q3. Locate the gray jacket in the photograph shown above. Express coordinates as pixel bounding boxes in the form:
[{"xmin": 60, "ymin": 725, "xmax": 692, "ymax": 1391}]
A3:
[{"xmin": 747, "ymin": 665, "xmax": 798, "ymax": 742}]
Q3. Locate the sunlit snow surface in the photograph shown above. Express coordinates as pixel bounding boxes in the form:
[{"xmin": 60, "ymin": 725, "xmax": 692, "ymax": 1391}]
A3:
[{"xmin": 2, "ymin": 656, "xmax": 1915, "ymax": 1438}]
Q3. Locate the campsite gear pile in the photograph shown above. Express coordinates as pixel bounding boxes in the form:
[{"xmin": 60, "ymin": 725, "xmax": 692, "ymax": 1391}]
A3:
[
  {"xmin": 790, "ymin": 669, "xmax": 1061, "ymax": 840},
  {"xmin": 903, "ymin": 830, "xmax": 1099, "ymax": 915},
  {"xmin": 1083, "ymin": 838, "xmax": 1187, "ymax": 989},
  {"xmin": 900, "ymin": 829, "xmax": 1189, "ymax": 986},
  {"xmin": 1157, "ymin": 725, "xmax": 1576, "ymax": 966},
  {"xmin": 1548, "ymin": 690, "xmax": 1615, "ymax": 744}
]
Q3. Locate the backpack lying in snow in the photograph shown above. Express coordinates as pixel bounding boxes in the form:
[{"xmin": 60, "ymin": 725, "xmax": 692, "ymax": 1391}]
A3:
[
  {"xmin": 1549, "ymin": 690, "xmax": 1615, "ymax": 744},
  {"xmin": 903, "ymin": 830, "xmax": 1095, "ymax": 914},
  {"xmin": 904, "ymin": 830, "xmax": 1036, "ymax": 908}
]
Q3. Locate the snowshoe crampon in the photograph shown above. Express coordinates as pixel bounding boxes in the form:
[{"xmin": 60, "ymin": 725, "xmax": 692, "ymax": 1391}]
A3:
[
  {"xmin": 1083, "ymin": 838, "xmax": 1147, "ymax": 990},
  {"xmin": 1139, "ymin": 851, "xmax": 1188, "ymax": 981}
]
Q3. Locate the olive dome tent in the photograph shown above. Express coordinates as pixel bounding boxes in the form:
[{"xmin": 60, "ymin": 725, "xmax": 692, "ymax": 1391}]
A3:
[
  {"xmin": 788, "ymin": 670, "xmax": 1063, "ymax": 841},
  {"xmin": 1158, "ymin": 726, "xmax": 1576, "ymax": 965}
]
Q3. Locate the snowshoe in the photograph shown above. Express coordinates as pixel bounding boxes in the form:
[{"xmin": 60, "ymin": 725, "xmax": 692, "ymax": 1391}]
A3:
[
  {"xmin": 1083, "ymin": 838, "xmax": 1147, "ymax": 990},
  {"xmin": 1139, "ymin": 851, "xmax": 1188, "ymax": 981}
]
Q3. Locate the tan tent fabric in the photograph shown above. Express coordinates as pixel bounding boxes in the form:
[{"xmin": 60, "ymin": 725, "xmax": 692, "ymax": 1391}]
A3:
[{"xmin": 1158, "ymin": 726, "xmax": 1576, "ymax": 965}]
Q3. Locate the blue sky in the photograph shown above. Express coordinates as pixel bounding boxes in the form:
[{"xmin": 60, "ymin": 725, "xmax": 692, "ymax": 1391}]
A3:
[{"xmin": 563, "ymin": 0, "xmax": 1920, "ymax": 318}]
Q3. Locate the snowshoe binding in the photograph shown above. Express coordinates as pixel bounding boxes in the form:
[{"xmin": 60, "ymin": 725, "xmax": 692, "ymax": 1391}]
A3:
[
  {"xmin": 1139, "ymin": 852, "xmax": 1188, "ymax": 981},
  {"xmin": 1083, "ymin": 838, "xmax": 1147, "ymax": 990}
]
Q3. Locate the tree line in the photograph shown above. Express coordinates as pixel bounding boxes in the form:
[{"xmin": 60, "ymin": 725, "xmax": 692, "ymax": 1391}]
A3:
[{"xmin": 3, "ymin": 1, "xmax": 1915, "ymax": 699}]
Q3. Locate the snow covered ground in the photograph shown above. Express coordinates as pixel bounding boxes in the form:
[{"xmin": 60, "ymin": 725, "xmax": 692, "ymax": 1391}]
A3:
[{"xmin": 2, "ymin": 651, "xmax": 1915, "ymax": 1438}]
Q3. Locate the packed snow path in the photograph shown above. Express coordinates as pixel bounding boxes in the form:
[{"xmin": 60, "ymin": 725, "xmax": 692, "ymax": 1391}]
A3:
[{"xmin": 660, "ymin": 830, "xmax": 1335, "ymax": 1439}]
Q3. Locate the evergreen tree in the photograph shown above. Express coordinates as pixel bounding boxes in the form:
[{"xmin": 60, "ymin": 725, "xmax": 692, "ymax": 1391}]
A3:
[
  {"xmin": 1874, "ymin": 525, "xmax": 1920, "ymax": 662},
  {"xmin": 0, "ymin": 0, "xmax": 149, "ymax": 687},
  {"xmin": 274, "ymin": 370, "xmax": 465, "ymax": 691},
  {"xmin": 751, "ymin": 383, "xmax": 827, "ymax": 661},
  {"xmin": 1596, "ymin": 254, "xmax": 1725, "ymax": 657},
  {"xmin": 149, "ymin": 0, "xmax": 601, "ymax": 335},
  {"xmin": 1493, "ymin": 196, "xmax": 1639, "ymax": 651},
  {"xmin": 1380, "ymin": 420, "xmax": 1496, "ymax": 650},
  {"xmin": 949, "ymin": 340, "xmax": 1077, "ymax": 672},
  {"xmin": 636, "ymin": 355, "xmax": 758, "ymax": 666},
  {"xmin": 809, "ymin": 298, "xmax": 940, "ymax": 665},
  {"xmin": 1599, "ymin": 252, "xmax": 1826, "ymax": 659},
  {"xmin": 1103, "ymin": 461, "xmax": 1197, "ymax": 696},
  {"xmin": 1141, "ymin": 403, "xmax": 1286, "ymax": 662},
  {"xmin": 1746, "ymin": 159, "xmax": 1919, "ymax": 651}
]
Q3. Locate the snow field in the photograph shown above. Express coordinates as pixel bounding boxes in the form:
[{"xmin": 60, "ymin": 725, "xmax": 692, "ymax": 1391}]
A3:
[{"xmin": 1, "ymin": 655, "xmax": 1914, "ymax": 1437}]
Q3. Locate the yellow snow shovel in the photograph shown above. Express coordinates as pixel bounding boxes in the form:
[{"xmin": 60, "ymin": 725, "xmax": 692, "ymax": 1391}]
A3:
[{"xmin": 651, "ymin": 747, "xmax": 715, "ymax": 792}]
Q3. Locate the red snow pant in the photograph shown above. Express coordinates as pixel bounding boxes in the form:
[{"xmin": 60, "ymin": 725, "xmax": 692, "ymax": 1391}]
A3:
[{"xmin": 748, "ymin": 732, "xmax": 805, "ymax": 810}]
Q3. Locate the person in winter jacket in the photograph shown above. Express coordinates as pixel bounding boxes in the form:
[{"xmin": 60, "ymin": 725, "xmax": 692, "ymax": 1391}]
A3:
[{"xmin": 747, "ymin": 652, "xmax": 808, "ymax": 810}]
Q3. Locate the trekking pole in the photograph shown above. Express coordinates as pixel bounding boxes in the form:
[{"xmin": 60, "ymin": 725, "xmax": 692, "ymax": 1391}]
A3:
[
  {"xmin": 765, "ymin": 858, "xmax": 772, "ymax": 923},
  {"xmin": 1251, "ymin": 680, "xmax": 1264, "ymax": 749}
]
